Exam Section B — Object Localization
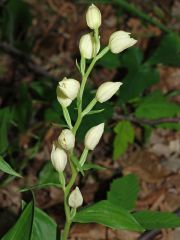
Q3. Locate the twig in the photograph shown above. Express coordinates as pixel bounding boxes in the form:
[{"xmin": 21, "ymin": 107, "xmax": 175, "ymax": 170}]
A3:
[
  {"xmin": 113, "ymin": 114, "xmax": 180, "ymax": 126},
  {"xmin": 85, "ymin": 0, "xmax": 171, "ymax": 33},
  {"xmin": 138, "ymin": 208, "xmax": 180, "ymax": 240},
  {"xmin": 112, "ymin": 0, "xmax": 171, "ymax": 33},
  {"xmin": 0, "ymin": 41, "xmax": 58, "ymax": 81}
]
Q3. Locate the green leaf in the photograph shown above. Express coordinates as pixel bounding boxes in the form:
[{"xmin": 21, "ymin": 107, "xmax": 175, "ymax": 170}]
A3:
[
  {"xmin": 113, "ymin": 121, "xmax": 135, "ymax": 159},
  {"xmin": 20, "ymin": 183, "xmax": 60, "ymax": 192},
  {"xmin": 121, "ymin": 47, "xmax": 143, "ymax": 72},
  {"xmin": 133, "ymin": 211, "xmax": 180, "ymax": 230},
  {"xmin": 83, "ymin": 163, "xmax": 106, "ymax": 171},
  {"xmin": 31, "ymin": 207, "xmax": 57, "ymax": 240},
  {"xmin": 0, "ymin": 107, "xmax": 12, "ymax": 153},
  {"xmin": 0, "ymin": 156, "xmax": 22, "ymax": 178},
  {"xmin": 135, "ymin": 91, "xmax": 180, "ymax": 119},
  {"xmin": 98, "ymin": 51, "xmax": 121, "ymax": 69},
  {"xmin": 119, "ymin": 66, "xmax": 159, "ymax": 103},
  {"xmin": 44, "ymin": 101, "xmax": 63, "ymax": 123},
  {"xmin": 148, "ymin": 33, "xmax": 180, "ymax": 66},
  {"xmin": 74, "ymin": 200, "xmax": 144, "ymax": 232},
  {"xmin": 87, "ymin": 109, "xmax": 104, "ymax": 115},
  {"xmin": 2, "ymin": 201, "xmax": 34, "ymax": 240},
  {"xmin": 30, "ymin": 81, "xmax": 54, "ymax": 100},
  {"xmin": 157, "ymin": 122, "xmax": 180, "ymax": 130},
  {"xmin": 38, "ymin": 162, "xmax": 59, "ymax": 185},
  {"xmin": 107, "ymin": 174, "xmax": 139, "ymax": 211}
]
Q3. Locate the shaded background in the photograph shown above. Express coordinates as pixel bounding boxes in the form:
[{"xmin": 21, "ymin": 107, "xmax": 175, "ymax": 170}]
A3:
[{"xmin": 0, "ymin": 0, "xmax": 180, "ymax": 239}]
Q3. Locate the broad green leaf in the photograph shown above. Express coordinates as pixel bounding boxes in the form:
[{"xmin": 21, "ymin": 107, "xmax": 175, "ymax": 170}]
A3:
[
  {"xmin": 20, "ymin": 183, "xmax": 60, "ymax": 192},
  {"xmin": 119, "ymin": 67, "xmax": 159, "ymax": 103},
  {"xmin": 135, "ymin": 91, "xmax": 180, "ymax": 119},
  {"xmin": 121, "ymin": 47, "xmax": 143, "ymax": 72},
  {"xmin": 98, "ymin": 51, "xmax": 121, "ymax": 69},
  {"xmin": 133, "ymin": 211, "xmax": 180, "ymax": 230},
  {"xmin": 74, "ymin": 200, "xmax": 144, "ymax": 232},
  {"xmin": 0, "ymin": 156, "xmax": 22, "ymax": 178},
  {"xmin": 107, "ymin": 174, "xmax": 139, "ymax": 211},
  {"xmin": 157, "ymin": 122, "xmax": 180, "ymax": 130},
  {"xmin": 30, "ymin": 81, "xmax": 55, "ymax": 100},
  {"xmin": 2, "ymin": 201, "xmax": 34, "ymax": 240},
  {"xmin": 113, "ymin": 121, "xmax": 135, "ymax": 159},
  {"xmin": 44, "ymin": 101, "xmax": 64, "ymax": 123},
  {"xmin": 83, "ymin": 163, "xmax": 106, "ymax": 171},
  {"xmin": 31, "ymin": 207, "xmax": 57, "ymax": 240},
  {"xmin": 38, "ymin": 162, "xmax": 59, "ymax": 185},
  {"xmin": 0, "ymin": 107, "xmax": 12, "ymax": 153},
  {"xmin": 148, "ymin": 33, "xmax": 180, "ymax": 66}
]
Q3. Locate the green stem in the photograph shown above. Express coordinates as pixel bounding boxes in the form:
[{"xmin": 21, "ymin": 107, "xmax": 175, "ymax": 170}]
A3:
[
  {"xmin": 96, "ymin": 46, "xmax": 109, "ymax": 60},
  {"xmin": 73, "ymin": 58, "xmax": 97, "ymax": 135},
  {"xmin": 62, "ymin": 160, "xmax": 77, "ymax": 240},
  {"xmin": 61, "ymin": 220, "xmax": 71, "ymax": 240},
  {"xmin": 61, "ymin": 46, "xmax": 109, "ymax": 240},
  {"xmin": 72, "ymin": 111, "xmax": 82, "ymax": 135},
  {"xmin": 74, "ymin": 47, "xmax": 109, "ymax": 135},
  {"xmin": 79, "ymin": 57, "xmax": 97, "ymax": 107}
]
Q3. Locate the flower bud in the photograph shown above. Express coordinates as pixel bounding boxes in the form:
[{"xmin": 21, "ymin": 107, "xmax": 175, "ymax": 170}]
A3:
[
  {"xmin": 58, "ymin": 129, "xmax": 75, "ymax": 150},
  {"xmin": 109, "ymin": 31, "xmax": 137, "ymax": 54},
  {"xmin": 58, "ymin": 77, "xmax": 80, "ymax": 100},
  {"xmin": 79, "ymin": 33, "xmax": 100, "ymax": 59},
  {"xmin": 56, "ymin": 87, "xmax": 72, "ymax": 107},
  {"xmin": 96, "ymin": 82, "xmax": 122, "ymax": 103},
  {"xmin": 85, "ymin": 123, "xmax": 104, "ymax": 150},
  {"xmin": 86, "ymin": 4, "xmax": 101, "ymax": 30},
  {"xmin": 51, "ymin": 144, "xmax": 67, "ymax": 172},
  {"xmin": 68, "ymin": 187, "xmax": 83, "ymax": 208}
]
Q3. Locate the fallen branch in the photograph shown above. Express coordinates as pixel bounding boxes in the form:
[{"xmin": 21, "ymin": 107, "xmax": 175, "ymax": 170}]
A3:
[
  {"xmin": 114, "ymin": 113, "xmax": 180, "ymax": 126},
  {"xmin": 0, "ymin": 41, "xmax": 58, "ymax": 81}
]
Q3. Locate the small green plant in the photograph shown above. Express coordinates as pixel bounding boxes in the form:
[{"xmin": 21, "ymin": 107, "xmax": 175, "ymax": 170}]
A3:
[
  {"xmin": 48, "ymin": 4, "xmax": 180, "ymax": 239},
  {"xmin": 52, "ymin": 4, "xmax": 138, "ymax": 239},
  {"xmin": 1, "ymin": 4, "xmax": 180, "ymax": 240}
]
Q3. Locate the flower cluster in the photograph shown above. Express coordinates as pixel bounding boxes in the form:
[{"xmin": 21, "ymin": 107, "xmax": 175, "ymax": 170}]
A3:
[{"xmin": 50, "ymin": 4, "xmax": 137, "ymax": 211}]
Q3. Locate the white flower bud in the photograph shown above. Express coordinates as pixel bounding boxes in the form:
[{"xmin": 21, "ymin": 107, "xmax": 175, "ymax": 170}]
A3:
[
  {"xmin": 109, "ymin": 31, "xmax": 137, "ymax": 54},
  {"xmin": 96, "ymin": 82, "xmax": 122, "ymax": 103},
  {"xmin": 86, "ymin": 4, "xmax": 101, "ymax": 30},
  {"xmin": 58, "ymin": 77, "xmax": 80, "ymax": 100},
  {"xmin": 56, "ymin": 87, "xmax": 72, "ymax": 107},
  {"xmin": 58, "ymin": 129, "xmax": 75, "ymax": 150},
  {"xmin": 51, "ymin": 144, "xmax": 67, "ymax": 172},
  {"xmin": 68, "ymin": 187, "xmax": 83, "ymax": 208},
  {"xmin": 85, "ymin": 123, "xmax": 104, "ymax": 150},
  {"xmin": 79, "ymin": 33, "xmax": 100, "ymax": 59}
]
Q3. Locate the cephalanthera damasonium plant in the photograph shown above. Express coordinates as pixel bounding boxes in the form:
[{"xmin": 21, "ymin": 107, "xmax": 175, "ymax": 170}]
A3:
[{"xmin": 52, "ymin": 4, "xmax": 137, "ymax": 240}]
